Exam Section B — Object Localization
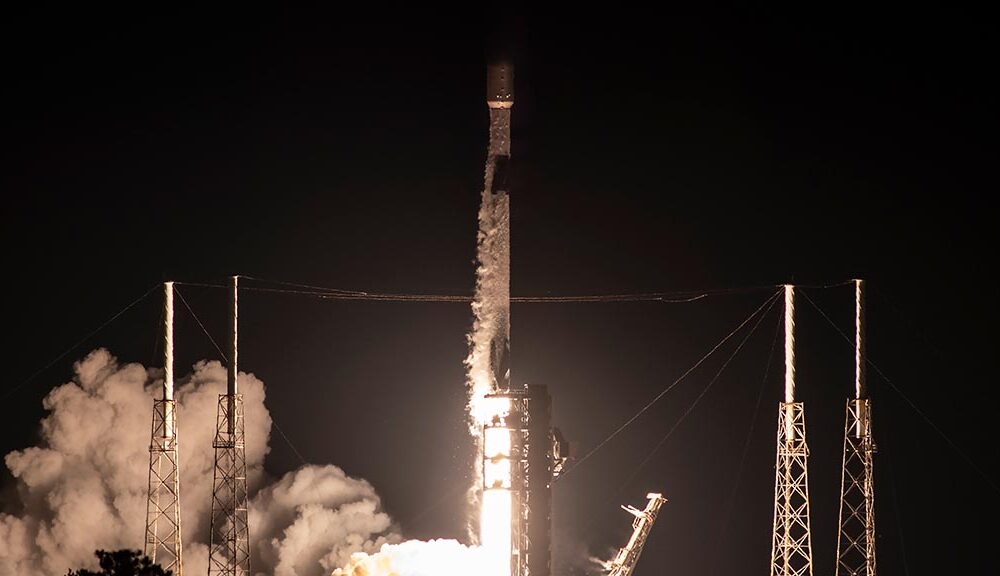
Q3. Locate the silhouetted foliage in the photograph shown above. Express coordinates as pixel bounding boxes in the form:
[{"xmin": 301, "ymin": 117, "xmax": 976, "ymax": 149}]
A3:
[{"xmin": 66, "ymin": 549, "xmax": 171, "ymax": 576}]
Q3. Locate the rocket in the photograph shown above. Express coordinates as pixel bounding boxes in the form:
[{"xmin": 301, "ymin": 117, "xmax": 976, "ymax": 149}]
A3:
[{"xmin": 486, "ymin": 62, "xmax": 513, "ymax": 392}]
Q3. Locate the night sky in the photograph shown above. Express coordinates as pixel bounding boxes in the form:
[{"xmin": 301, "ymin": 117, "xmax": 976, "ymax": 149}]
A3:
[{"xmin": 4, "ymin": 5, "xmax": 996, "ymax": 575}]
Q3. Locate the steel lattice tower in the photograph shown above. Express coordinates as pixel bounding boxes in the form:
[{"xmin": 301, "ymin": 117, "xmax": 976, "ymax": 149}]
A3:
[
  {"xmin": 770, "ymin": 286, "xmax": 814, "ymax": 576},
  {"xmin": 145, "ymin": 282, "xmax": 183, "ymax": 575},
  {"xmin": 836, "ymin": 280, "xmax": 876, "ymax": 576},
  {"xmin": 208, "ymin": 276, "xmax": 250, "ymax": 576}
]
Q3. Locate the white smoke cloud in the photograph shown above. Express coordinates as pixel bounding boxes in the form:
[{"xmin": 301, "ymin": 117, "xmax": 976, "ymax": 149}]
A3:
[
  {"xmin": 464, "ymin": 174, "xmax": 511, "ymax": 543},
  {"xmin": 466, "ymin": 185, "xmax": 511, "ymax": 430},
  {"xmin": 0, "ymin": 349, "xmax": 401, "ymax": 576},
  {"xmin": 250, "ymin": 465, "xmax": 399, "ymax": 576}
]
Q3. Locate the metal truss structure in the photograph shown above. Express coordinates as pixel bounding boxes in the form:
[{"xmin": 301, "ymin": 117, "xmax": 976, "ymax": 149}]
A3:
[
  {"xmin": 208, "ymin": 393, "xmax": 250, "ymax": 576},
  {"xmin": 145, "ymin": 398, "xmax": 183, "ymax": 575},
  {"xmin": 606, "ymin": 493, "xmax": 667, "ymax": 576},
  {"xmin": 770, "ymin": 401, "xmax": 814, "ymax": 576},
  {"xmin": 836, "ymin": 398, "xmax": 876, "ymax": 576}
]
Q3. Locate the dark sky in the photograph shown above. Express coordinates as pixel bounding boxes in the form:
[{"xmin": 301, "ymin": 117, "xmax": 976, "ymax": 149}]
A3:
[{"xmin": 4, "ymin": 5, "xmax": 996, "ymax": 575}]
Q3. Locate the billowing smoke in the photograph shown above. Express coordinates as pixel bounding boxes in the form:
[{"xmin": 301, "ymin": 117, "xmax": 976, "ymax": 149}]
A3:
[
  {"xmin": 464, "ymin": 168, "xmax": 511, "ymax": 543},
  {"xmin": 0, "ymin": 349, "xmax": 400, "ymax": 576},
  {"xmin": 466, "ymin": 183, "xmax": 510, "ymax": 429}
]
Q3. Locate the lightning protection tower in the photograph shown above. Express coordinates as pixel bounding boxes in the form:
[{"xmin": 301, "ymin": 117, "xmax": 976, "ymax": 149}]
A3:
[
  {"xmin": 835, "ymin": 279, "xmax": 876, "ymax": 576},
  {"xmin": 208, "ymin": 276, "xmax": 250, "ymax": 575},
  {"xmin": 770, "ymin": 285, "xmax": 814, "ymax": 576},
  {"xmin": 144, "ymin": 282, "xmax": 183, "ymax": 575}
]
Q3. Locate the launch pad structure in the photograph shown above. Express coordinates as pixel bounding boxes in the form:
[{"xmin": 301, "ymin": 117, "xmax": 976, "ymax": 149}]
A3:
[
  {"xmin": 835, "ymin": 280, "xmax": 877, "ymax": 576},
  {"xmin": 144, "ymin": 282, "xmax": 183, "ymax": 575},
  {"xmin": 770, "ymin": 286, "xmax": 815, "ymax": 576},
  {"xmin": 483, "ymin": 385, "xmax": 569, "ymax": 576},
  {"xmin": 208, "ymin": 276, "xmax": 251, "ymax": 576},
  {"xmin": 130, "ymin": 61, "xmax": 883, "ymax": 576},
  {"xmin": 605, "ymin": 493, "xmax": 667, "ymax": 576}
]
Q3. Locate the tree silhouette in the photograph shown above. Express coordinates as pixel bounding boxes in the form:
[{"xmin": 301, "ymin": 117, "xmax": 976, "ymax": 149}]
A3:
[{"xmin": 66, "ymin": 549, "xmax": 171, "ymax": 576}]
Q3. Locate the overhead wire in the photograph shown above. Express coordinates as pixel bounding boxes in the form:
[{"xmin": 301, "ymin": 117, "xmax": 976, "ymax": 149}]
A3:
[
  {"xmin": 554, "ymin": 288, "xmax": 782, "ymax": 483},
  {"xmin": 175, "ymin": 283, "xmax": 313, "ymax": 469},
  {"xmin": 798, "ymin": 288, "xmax": 999, "ymax": 494},
  {"xmin": 174, "ymin": 286, "xmax": 229, "ymax": 363},
  {"xmin": 239, "ymin": 275, "xmax": 370, "ymax": 296},
  {"xmin": 270, "ymin": 415, "xmax": 309, "ymax": 466},
  {"xmin": 613, "ymin": 289, "xmax": 781, "ymax": 491},
  {"xmin": 173, "ymin": 277, "xmax": 862, "ymax": 304},
  {"xmin": 871, "ymin": 284, "xmax": 947, "ymax": 361},
  {"xmin": 574, "ymin": 288, "xmax": 781, "ymax": 540},
  {"xmin": 7, "ymin": 278, "xmax": 856, "ymax": 405},
  {"xmin": 2, "ymin": 283, "xmax": 160, "ymax": 402},
  {"xmin": 710, "ymin": 308, "xmax": 783, "ymax": 575}
]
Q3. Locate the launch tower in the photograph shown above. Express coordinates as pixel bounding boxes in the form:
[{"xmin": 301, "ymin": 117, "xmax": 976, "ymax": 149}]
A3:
[
  {"xmin": 835, "ymin": 280, "xmax": 876, "ymax": 576},
  {"xmin": 208, "ymin": 276, "xmax": 251, "ymax": 575},
  {"xmin": 770, "ymin": 286, "xmax": 815, "ymax": 576},
  {"xmin": 144, "ymin": 282, "xmax": 183, "ymax": 575}
]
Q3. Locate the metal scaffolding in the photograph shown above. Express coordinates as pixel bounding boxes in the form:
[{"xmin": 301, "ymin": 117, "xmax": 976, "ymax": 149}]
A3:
[
  {"xmin": 145, "ymin": 398, "xmax": 183, "ymax": 574},
  {"xmin": 836, "ymin": 399, "xmax": 876, "ymax": 576},
  {"xmin": 208, "ymin": 276, "xmax": 250, "ymax": 575},
  {"xmin": 606, "ymin": 493, "xmax": 667, "ymax": 576},
  {"xmin": 208, "ymin": 394, "xmax": 250, "ymax": 575},
  {"xmin": 836, "ymin": 279, "xmax": 876, "ymax": 576},
  {"xmin": 144, "ymin": 282, "xmax": 183, "ymax": 575},
  {"xmin": 770, "ymin": 402, "xmax": 814, "ymax": 576}
]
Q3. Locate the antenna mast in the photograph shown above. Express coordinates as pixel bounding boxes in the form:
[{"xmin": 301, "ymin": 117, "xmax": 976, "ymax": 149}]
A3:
[
  {"xmin": 836, "ymin": 279, "xmax": 877, "ymax": 576},
  {"xmin": 770, "ymin": 285, "xmax": 814, "ymax": 576},
  {"xmin": 208, "ymin": 276, "xmax": 251, "ymax": 575},
  {"xmin": 144, "ymin": 282, "xmax": 183, "ymax": 575}
]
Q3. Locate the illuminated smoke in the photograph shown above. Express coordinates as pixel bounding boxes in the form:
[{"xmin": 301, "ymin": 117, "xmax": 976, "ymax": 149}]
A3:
[
  {"xmin": 465, "ymin": 159, "xmax": 511, "ymax": 549},
  {"xmin": 466, "ymin": 184, "xmax": 510, "ymax": 428},
  {"xmin": 0, "ymin": 349, "xmax": 399, "ymax": 576}
]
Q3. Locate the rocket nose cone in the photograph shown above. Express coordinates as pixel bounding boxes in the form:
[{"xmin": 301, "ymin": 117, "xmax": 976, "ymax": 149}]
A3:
[{"xmin": 487, "ymin": 63, "xmax": 513, "ymax": 103}]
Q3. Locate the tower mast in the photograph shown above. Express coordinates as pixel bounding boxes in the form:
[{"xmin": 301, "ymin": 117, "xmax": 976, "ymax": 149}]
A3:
[
  {"xmin": 144, "ymin": 282, "xmax": 183, "ymax": 575},
  {"xmin": 770, "ymin": 285, "xmax": 814, "ymax": 576},
  {"xmin": 836, "ymin": 279, "xmax": 877, "ymax": 576},
  {"xmin": 208, "ymin": 276, "xmax": 250, "ymax": 575}
]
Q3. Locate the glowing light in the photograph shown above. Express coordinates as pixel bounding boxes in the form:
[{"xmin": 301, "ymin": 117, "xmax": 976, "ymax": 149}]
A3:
[
  {"xmin": 484, "ymin": 426, "xmax": 511, "ymax": 457},
  {"xmin": 480, "ymin": 488, "xmax": 512, "ymax": 576},
  {"xmin": 480, "ymin": 400, "xmax": 513, "ymax": 576},
  {"xmin": 784, "ymin": 285, "xmax": 796, "ymax": 443},
  {"xmin": 784, "ymin": 285, "xmax": 795, "ymax": 404},
  {"xmin": 334, "ymin": 539, "xmax": 491, "ymax": 576},
  {"xmin": 472, "ymin": 396, "xmax": 512, "ymax": 429},
  {"xmin": 484, "ymin": 427, "xmax": 512, "ymax": 489}
]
